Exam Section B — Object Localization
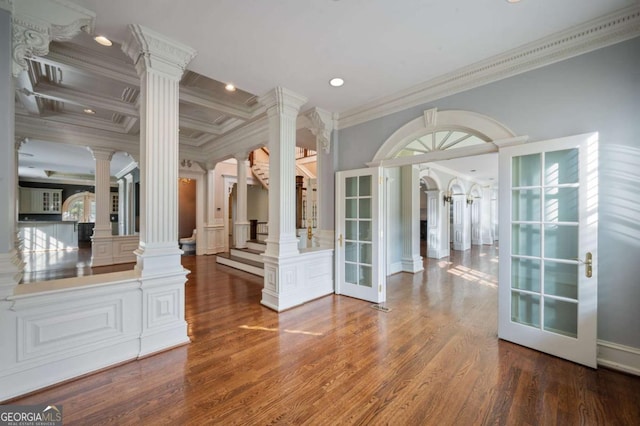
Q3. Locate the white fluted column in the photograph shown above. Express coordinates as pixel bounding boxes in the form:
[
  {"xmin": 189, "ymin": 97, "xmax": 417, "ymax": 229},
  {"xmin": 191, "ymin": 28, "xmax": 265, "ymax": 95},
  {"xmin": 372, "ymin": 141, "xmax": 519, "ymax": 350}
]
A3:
[
  {"xmin": 260, "ymin": 88, "xmax": 307, "ymax": 258},
  {"xmin": 206, "ymin": 169, "xmax": 216, "ymax": 225},
  {"xmin": 89, "ymin": 147, "xmax": 114, "ymax": 267},
  {"xmin": 258, "ymin": 87, "xmax": 307, "ymax": 311},
  {"xmin": 118, "ymin": 178, "xmax": 125, "ymax": 235},
  {"xmin": 401, "ymin": 165, "xmax": 423, "ymax": 272},
  {"xmin": 124, "ymin": 174, "xmax": 134, "ymax": 235},
  {"xmin": 123, "ymin": 24, "xmax": 196, "ymax": 356},
  {"xmin": 89, "ymin": 148, "xmax": 114, "ymax": 238},
  {"xmin": 234, "ymin": 155, "xmax": 250, "ymax": 249},
  {"xmin": 123, "ymin": 24, "xmax": 196, "ymax": 276},
  {"xmin": 424, "ymin": 190, "xmax": 443, "ymax": 259}
]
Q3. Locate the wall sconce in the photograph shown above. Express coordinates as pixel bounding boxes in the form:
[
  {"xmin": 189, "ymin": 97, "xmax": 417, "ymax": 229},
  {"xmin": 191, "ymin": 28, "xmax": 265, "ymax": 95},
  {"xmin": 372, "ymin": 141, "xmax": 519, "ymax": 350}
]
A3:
[
  {"xmin": 443, "ymin": 190, "xmax": 453, "ymax": 205},
  {"xmin": 466, "ymin": 196, "xmax": 474, "ymax": 205},
  {"xmin": 181, "ymin": 159, "xmax": 192, "ymax": 168}
]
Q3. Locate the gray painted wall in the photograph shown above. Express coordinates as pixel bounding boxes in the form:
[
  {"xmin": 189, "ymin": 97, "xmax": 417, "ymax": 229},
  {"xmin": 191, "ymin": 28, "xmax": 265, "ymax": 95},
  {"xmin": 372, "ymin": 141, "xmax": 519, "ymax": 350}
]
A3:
[
  {"xmin": 336, "ymin": 37, "xmax": 640, "ymax": 349},
  {"xmin": 0, "ymin": 9, "xmax": 13, "ymax": 253}
]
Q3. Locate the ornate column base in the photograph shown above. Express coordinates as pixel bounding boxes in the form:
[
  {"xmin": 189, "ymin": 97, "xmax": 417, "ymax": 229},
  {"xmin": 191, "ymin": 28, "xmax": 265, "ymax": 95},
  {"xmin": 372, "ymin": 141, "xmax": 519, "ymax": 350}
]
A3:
[
  {"xmin": 138, "ymin": 269, "xmax": 190, "ymax": 357},
  {"xmin": 135, "ymin": 244, "xmax": 189, "ymax": 356},
  {"xmin": 261, "ymin": 248, "xmax": 333, "ymax": 312},
  {"xmin": 91, "ymin": 235, "xmax": 114, "ymax": 267},
  {"xmin": 401, "ymin": 255, "xmax": 424, "ymax": 273},
  {"xmin": 134, "ymin": 245, "xmax": 184, "ymax": 278},
  {"xmin": 264, "ymin": 236, "xmax": 300, "ymax": 259},
  {"xmin": 233, "ymin": 222, "xmax": 250, "ymax": 248},
  {"xmin": 0, "ymin": 250, "xmax": 23, "ymax": 298}
]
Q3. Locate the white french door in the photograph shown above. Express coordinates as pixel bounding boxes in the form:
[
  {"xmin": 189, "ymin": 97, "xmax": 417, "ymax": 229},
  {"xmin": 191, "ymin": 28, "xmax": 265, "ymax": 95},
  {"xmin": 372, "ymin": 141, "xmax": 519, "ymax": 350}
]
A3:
[
  {"xmin": 335, "ymin": 167, "xmax": 385, "ymax": 303},
  {"xmin": 498, "ymin": 133, "xmax": 598, "ymax": 368}
]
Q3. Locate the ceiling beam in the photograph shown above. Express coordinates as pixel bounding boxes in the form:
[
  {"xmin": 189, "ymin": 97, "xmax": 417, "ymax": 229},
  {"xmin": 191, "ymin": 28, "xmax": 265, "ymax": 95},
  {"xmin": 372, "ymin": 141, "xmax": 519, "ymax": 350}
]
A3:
[
  {"xmin": 179, "ymin": 87, "xmax": 254, "ymax": 121},
  {"xmin": 16, "ymin": 113, "xmax": 139, "ymax": 155},
  {"xmin": 33, "ymin": 83, "xmax": 139, "ymax": 117}
]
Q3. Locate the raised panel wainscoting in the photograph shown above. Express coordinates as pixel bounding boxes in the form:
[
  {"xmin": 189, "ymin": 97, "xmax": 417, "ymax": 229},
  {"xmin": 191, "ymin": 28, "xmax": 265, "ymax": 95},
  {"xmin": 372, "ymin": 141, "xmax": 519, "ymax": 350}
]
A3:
[{"xmin": 0, "ymin": 268, "xmax": 188, "ymax": 402}]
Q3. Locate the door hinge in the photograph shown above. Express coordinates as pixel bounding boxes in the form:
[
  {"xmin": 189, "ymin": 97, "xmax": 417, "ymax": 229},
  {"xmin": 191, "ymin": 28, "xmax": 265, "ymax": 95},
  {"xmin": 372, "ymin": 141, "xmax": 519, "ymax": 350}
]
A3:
[
  {"xmin": 379, "ymin": 176, "xmax": 383, "ymax": 184},
  {"xmin": 379, "ymin": 284, "xmax": 382, "ymax": 293}
]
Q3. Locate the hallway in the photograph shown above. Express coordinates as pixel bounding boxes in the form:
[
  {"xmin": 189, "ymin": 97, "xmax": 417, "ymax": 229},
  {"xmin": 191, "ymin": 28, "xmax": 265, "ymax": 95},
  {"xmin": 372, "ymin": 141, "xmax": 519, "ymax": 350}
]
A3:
[{"xmin": 9, "ymin": 246, "xmax": 640, "ymax": 425}]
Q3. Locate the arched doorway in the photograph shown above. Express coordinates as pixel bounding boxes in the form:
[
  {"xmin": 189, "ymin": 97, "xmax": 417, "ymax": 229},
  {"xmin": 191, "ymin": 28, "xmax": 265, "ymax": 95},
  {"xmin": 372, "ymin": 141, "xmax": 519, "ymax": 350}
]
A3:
[{"xmin": 369, "ymin": 108, "xmax": 520, "ymax": 271}]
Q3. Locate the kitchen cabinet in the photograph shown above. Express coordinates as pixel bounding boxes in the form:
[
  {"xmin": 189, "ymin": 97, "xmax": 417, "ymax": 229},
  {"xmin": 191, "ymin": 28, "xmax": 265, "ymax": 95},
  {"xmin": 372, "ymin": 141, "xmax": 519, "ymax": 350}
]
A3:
[{"xmin": 19, "ymin": 187, "xmax": 63, "ymax": 214}]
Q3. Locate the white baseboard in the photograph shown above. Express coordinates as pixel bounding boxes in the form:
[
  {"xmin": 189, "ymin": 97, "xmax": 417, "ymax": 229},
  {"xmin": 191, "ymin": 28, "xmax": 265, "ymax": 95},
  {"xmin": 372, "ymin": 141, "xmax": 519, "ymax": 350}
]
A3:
[
  {"xmin": 597, "ymin": 340, "xmax": 640, "ymax": 376},
  {"xmin": 388, "ymin": 261, "xmax": 403, "ymax": 275}
]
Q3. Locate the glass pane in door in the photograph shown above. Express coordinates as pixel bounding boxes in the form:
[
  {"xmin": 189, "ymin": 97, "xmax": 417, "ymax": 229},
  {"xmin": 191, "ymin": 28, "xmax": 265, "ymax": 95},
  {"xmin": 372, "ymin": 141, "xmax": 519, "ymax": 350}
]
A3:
[
  {"xmin": 511, "ymin": 149, "xmax": 581, "ymax": 337},
  {"xmin": 543, "ymin": 298, "xmax": 578, "ymax": 338},
  {"xmin": 544, "ymin": 261, "xmax": 578, "ymax": 299},
  {"xmin": 343, "ymin": 174, "xmax": 374, "ymax": 289}
]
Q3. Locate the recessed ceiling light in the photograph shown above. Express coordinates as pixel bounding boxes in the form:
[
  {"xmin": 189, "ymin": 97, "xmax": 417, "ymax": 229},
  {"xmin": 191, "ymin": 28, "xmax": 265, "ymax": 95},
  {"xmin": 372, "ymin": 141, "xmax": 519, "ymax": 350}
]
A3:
[
  {"xmin": 506, "ymin": 0, "xmax": 521, "ymax": 3},
  {"xmin": 83, "ymin": 108, "xmax": 96, "ymax": 114},
  {"xmin": 225, "ymin": 83, "xmax": 236, "ymax": 92},
  {"xmin": 329, "ymin": 77, "xmax": 344, "ymax": 87},
  {"xmin": 94, "ymin": 35, "xmax": 112, "ymax": 47}
]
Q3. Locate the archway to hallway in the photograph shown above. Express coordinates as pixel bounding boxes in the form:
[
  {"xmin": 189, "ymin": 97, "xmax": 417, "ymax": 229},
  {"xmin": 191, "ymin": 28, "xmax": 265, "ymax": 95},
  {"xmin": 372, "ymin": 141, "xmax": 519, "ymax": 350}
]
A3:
[{"xmin": 372, "ymin": 108, "xmax": 515, "ymax": 310}]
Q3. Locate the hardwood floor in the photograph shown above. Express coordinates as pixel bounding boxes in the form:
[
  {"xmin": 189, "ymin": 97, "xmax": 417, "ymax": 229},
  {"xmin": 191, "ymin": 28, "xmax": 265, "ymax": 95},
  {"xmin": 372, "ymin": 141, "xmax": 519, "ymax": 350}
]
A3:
[
  {"xmin": 20, "ymin": 243, "xmax": 134, "ymax": 283},
  {"xmin": 9, "ymin": 245, "xmax": 640, "ymax": 425}
]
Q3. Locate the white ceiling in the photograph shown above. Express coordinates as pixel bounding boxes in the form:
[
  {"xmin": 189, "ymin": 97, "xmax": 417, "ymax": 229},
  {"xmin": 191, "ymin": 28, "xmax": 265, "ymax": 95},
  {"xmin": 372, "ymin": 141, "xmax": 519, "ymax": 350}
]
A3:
[
  {"xmin": 13, "ymin": 0, "xmax": 636, "ymax": 185},
  {"xmin": 72, "ymin": 0, "xmax": 634, "ymax": 113}
]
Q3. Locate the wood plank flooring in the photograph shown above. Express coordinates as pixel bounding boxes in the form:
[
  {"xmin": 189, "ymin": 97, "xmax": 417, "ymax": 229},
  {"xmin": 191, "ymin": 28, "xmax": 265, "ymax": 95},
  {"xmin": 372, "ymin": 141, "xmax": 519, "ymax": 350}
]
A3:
[{"xmin": 9, "ymin": 245, "xmax": 640, "ymax": 425}]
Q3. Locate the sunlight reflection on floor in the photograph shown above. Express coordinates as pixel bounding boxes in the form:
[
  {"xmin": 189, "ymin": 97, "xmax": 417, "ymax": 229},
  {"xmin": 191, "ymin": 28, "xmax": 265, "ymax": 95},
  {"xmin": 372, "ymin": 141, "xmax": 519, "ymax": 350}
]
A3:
[
  {"xmin": 447, "ymin": 264, "xmax": 498, "ymax": 288},
  {"xmin": 239, "ymin": 325, "xmax": 323, "ymax": 336}
]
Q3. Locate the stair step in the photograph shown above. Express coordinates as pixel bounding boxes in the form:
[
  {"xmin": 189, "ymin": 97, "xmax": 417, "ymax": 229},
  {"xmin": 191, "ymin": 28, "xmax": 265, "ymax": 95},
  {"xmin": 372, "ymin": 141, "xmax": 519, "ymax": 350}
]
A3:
[
  {"xmin": 247, "ymin": 240, "xmax": 266, "ymax": 251},
  {"xmin": 216, "ymin": 253, "xmax": 264, "ymax": 277},
  {"xmin": 230, "ymin": 248, "xmax": 264, "ymax": 263}
]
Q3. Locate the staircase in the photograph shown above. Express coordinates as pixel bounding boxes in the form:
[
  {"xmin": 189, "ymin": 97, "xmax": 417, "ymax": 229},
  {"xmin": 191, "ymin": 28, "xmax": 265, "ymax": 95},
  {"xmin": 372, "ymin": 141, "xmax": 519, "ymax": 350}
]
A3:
[
  {"xmin": 251, "ymin": 162, "xmax": 269, "ymax": 189},
  {"xmin": 215, "ymin": 240, "xmax": 266, "ymax": 276}
]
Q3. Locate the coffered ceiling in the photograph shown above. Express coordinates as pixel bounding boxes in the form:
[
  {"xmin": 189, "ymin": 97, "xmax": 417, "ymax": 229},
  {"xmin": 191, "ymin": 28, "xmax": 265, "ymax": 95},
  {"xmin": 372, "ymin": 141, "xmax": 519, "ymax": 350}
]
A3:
[{"xmin": 12, "ymin": 0, "xmax": 639, "ymax": 184}]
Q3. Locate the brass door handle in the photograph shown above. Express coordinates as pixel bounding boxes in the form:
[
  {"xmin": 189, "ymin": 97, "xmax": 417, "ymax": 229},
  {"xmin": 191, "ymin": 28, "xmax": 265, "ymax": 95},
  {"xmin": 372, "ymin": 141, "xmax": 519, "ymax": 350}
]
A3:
[
  {"xmin": 584, "ymin": 252, "xmax": 593, "ymax": 278},
  {"xmin": 573, "ymin": 252, "xmax": 593, "ymax": 278},
  {"xmin": 338, "ymin": 234, "xmax": 343, "ymax": 247}
]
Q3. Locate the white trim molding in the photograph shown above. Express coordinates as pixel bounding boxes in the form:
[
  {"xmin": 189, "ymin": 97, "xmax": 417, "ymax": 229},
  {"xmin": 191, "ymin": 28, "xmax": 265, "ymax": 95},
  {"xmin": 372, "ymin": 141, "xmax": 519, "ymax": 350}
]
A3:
[
  {"xmin": 337, "ymin": 5, "xmax": 640, "ymax": 130},
  {"xmin": 597, "ymin": 340, "xmax": 640, "ymax": 376}
]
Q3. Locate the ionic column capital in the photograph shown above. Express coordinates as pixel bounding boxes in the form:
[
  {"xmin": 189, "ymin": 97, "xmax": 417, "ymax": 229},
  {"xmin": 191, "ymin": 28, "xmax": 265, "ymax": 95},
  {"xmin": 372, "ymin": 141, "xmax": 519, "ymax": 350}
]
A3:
[
  {"xmin": 87, "ymin": 146, "xmax": 114, "ymax": 162},
  {"xmin": 258, "ymin": 87, "xmax": 308, "ymax": 119},
  {"xmin": 122, "ymin": 24, "xmax": 197, "ymax": 79}
]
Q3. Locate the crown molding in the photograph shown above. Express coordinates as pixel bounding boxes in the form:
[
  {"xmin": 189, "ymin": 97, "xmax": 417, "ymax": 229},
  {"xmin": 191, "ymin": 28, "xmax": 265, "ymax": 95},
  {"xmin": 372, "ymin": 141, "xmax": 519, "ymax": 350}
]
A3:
[{"xmin": 337, "ymin": 5, "xmax": 640, "ymax": 130}]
